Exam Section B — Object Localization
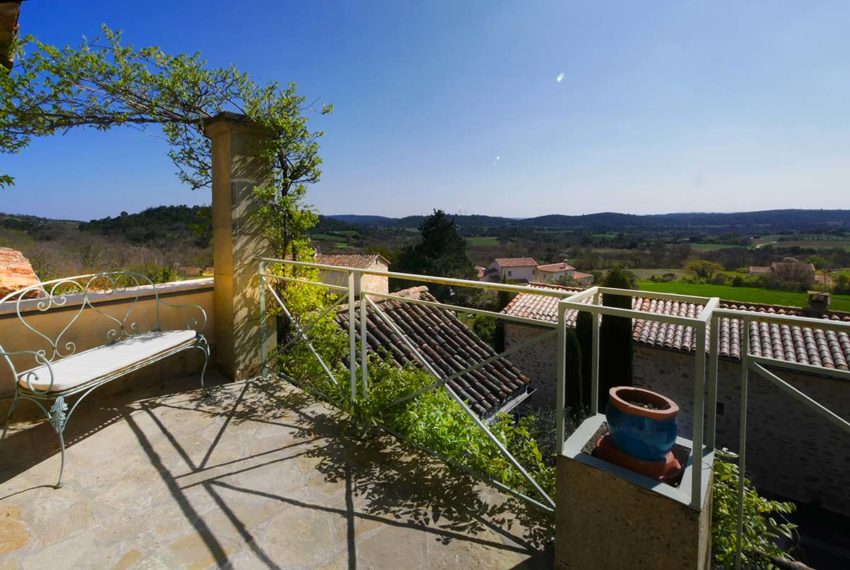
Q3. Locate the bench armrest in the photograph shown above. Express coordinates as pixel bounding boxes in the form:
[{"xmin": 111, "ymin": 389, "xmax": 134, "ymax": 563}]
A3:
[
  {"xmin": 1, "ymin": 349, "xmax": 56, "ymax": 394},
  {"xmin": 157, "ymin": 298, "xmax": 208, "ymax": 335}
]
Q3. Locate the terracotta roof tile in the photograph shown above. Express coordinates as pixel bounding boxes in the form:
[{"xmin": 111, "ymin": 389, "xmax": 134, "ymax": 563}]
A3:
[
  {"xmin": 494, "ymin": 257, "xmax": 538, "ymax": 268},
  {"xmin": 337, "ymin": 286, "xmax": 530, "ymax": 417},
  {"xmin": 536, "ymin": 261, "xmax": 576, "ymax": 272},
  {"xmin": 316, "ymin": 252, "xmax": 389, "ymax": 269},
  {"xmin": 502, "ymin": 285, "xmax": 850, "ymax": 372}
]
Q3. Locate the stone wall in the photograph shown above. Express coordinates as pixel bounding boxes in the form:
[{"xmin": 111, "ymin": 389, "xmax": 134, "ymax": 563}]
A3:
[
  {"xmin": 505, "ymin": 322, "xmax": 850, "ymax": 517},
  {"xmin": 318, "ymin": 266, "xmax": 389, "ymax": 296},
  {"xmin": 504, "ymin": 323, "xmax": 558, "ymax": 410},
  {"xmin": 633, "ymin": 345, "xmax": 850, "ymax": 517}
]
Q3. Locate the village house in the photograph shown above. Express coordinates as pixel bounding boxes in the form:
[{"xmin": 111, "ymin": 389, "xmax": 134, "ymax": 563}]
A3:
[
  {"xmin": 533, "ymin": 258, "xmax": 594, "ymax": 286},
  {"xmin": 502, "ymin": 284, "xmax": 850, "ymax": 518},
  {"xmin": 481, "ymin": 256, "xmax": 594, "ymax": 286},
  {"xmin": 748, "ymin": 256, "xmax": 817, "ymax": 286},
  {"xmin": 315, "ymin": 252, "xmax": 390, "ymax": 296},
  {"xmin": 481, "ymin": 257, "xmax": 538, "ymax": 283}
]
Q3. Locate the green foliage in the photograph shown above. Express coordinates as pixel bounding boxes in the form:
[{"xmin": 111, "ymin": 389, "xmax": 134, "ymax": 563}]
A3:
[
  {"xmin": 832, "ymin": 271, "xmax": 850, "ymax": 295},
  {"xmin": 711, "ymin": 449, "xmax": 797, "ymax": 568},
  {"xmin": 686, "ymin": 258, "xmax": 724, "ymax": 281},
  {"xmin": 394, "ymin": 210, "xmax": 477, "ymax": 301},
  {"xmin": 80, "ymin": 205, "xmax": 211, "ymax": 248},
  {"xmin": 274, "ymin": 282, "xmax": 554, "ymax": 501},
  {"xmin": 1, "ymin": 25, "xmax": 330, "ymax": 260}
]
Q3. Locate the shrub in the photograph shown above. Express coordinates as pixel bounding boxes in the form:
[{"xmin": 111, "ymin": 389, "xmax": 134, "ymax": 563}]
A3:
[{"xmin": 711, "ymin": 449, "xmax": 797, "ymax": 568}]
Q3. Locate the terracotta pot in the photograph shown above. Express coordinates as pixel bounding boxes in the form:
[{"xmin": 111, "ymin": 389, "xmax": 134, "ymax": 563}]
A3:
[{"xmin": 605, "ymin": 386, "xmax": 679, "ymax": 462}]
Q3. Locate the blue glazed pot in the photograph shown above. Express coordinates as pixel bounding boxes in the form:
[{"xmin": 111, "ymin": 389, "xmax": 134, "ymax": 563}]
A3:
[{"xmin": 605, "ymin": 387, "xmax": 679, "ymax": 462}]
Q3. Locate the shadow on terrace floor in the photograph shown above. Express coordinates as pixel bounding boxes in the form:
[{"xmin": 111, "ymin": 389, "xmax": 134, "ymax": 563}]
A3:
[{"xmin": 0, "ymin": 370, "xmax": 553, "ymax": 569}]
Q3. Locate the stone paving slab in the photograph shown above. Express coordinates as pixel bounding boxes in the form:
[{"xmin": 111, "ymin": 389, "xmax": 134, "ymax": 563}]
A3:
[{"xmin": 0, "ymin": 372, "xmax": 552, "ymax": 569}]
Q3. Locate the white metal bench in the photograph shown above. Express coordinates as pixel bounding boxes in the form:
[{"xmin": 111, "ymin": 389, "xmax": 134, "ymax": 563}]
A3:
[{"xmin": 0, "ymin": 271, "xmax": 209, "ymax": 487}]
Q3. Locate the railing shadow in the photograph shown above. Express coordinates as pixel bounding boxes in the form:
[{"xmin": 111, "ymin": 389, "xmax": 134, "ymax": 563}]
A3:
[{"xmin": 140, "ymin": 374, "xmax": 553, "ymax": 568}]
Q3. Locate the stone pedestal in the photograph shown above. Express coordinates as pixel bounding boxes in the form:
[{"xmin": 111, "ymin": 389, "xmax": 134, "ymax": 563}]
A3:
[
  {"xmin": 204, "ymin": 112, "xmax": 276, "ymax": 380},
  {"xmin": 556, "ymin": 414, "xmax": 713, "ymax": 570}
]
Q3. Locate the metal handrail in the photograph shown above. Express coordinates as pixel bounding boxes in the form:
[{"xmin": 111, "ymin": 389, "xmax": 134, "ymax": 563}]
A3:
[{"xmin": 260, "ymin": 257, "xmax": 562, "ymax": 512}]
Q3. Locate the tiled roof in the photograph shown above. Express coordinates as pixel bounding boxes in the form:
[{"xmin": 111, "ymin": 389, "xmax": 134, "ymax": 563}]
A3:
[
  {"xmin": 316, "ymin": 253, "xmax": 389, "ymax": 270},
  {"xmin": 495, "ymin": 257, "xmax": 538, "ymax": 268},
  {"xmin": 502, "ymin": 286, "xmax": 850, "ymax": 371},
  {"xmin": 0, "ymin": 248, "xmax": 39, "ymax": 300},
  {"xmin": 536, "ymin": 261, "xmax": 575, "ymax": 272},
  {"xmin": 337, "ymin": 286, "xmax": 531, "ymax": 417},
  {"xmin": 572, "ymin": 271, "xmax": 593, "ymax": 281}
]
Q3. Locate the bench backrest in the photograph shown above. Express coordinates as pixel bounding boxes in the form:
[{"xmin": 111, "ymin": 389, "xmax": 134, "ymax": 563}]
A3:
[{"xmin": 0, "ymin": 271, "xmax": 207, "ymax": 369}]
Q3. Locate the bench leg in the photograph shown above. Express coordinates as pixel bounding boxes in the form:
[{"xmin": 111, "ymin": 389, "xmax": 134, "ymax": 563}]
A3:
[
  {"xmin": 0, "ymin": 393, "xmax": 19, "ymax": 443},
  {"xmin": 197, "ymin": 337, "xmax": 210, "ymax": 393},
  {"xmin": 47, "ymin": 396, "xmax": 68, "ymax": 488}
]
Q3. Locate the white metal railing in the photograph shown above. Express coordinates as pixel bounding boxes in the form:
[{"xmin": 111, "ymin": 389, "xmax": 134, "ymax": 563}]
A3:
[
  {"xmin": 257, "ymin": 258, "xmax": 850, "ymax": 567},
  {"xmin": 555, "ymin": 286, "xmax": 718, "ymax": 511},
  {"xmin": 257, "ymin": 257, "xmax": 582, "ymax": 513},
  {"xmin": 711, "ymin": 308, "xmax": 850, "ymax": 569}
]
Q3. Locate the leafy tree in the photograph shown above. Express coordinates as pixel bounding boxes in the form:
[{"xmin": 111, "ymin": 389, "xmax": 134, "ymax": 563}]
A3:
[
  {"xmin": 394, "ymin": 209, "xmax": 476, "ymax": 300},
  {"xmin": 1, "ymin": 26, "xmax": 331, "ymax": 261},
  {"xmin": 686, "ymin": 258, "xmax": 724, "ymax": 281},
  {"xmin": 832, "ymin": 272, "xmax": 850, "ymax": 295}
]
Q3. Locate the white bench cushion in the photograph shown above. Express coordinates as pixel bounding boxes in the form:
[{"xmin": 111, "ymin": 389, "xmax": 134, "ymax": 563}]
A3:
[{"xmin": 18, "ymin": 330, "xmax": 198, "ymax": 392}]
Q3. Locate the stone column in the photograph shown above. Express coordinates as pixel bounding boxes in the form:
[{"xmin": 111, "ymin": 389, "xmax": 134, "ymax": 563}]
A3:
[{"xmin": 204, "ymin": 112, "xmax": 276, "ymax": 380}]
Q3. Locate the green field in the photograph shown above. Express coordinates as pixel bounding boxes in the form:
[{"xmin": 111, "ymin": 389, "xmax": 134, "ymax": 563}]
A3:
[
  {"xmin": 637, "ymin": 281, "xmax": 850, "ymax": 312},
  {"xmin": 466, "ymin": 236, "xmax": 500, "ymax": 246},
  {"xmin": 630, "ymin": 268, "xmax": 689, "ymax": 280},
  {"xmin": 689, "ymin": 242, "xmax": 742, "ymax": 251}
]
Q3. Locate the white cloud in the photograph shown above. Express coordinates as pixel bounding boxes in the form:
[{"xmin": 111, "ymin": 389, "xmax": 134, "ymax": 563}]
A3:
[{"xmin": 556, "ymin": 72, "xmax": 565, "ymax": 83}]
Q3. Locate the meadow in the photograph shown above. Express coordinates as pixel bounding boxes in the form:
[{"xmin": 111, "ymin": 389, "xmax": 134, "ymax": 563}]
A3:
[{"xmin": 638, "ymin": 281, "xmax": 850, "ymax": 312}]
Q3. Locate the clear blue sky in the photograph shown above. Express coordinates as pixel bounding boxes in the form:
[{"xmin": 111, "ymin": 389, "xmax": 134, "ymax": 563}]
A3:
[{"xmin": 2, "ymin": 1, "xmax": 849, "ymax": 220}]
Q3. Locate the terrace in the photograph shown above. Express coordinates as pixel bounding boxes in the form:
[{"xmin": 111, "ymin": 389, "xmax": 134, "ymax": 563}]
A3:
[
  {"xmin": 0, "ymin": 371, "xmax": 551, "ymax": 568},
  {"xmin": 2, "ymin": 114, "xmax": 849, "ymax": 569}
]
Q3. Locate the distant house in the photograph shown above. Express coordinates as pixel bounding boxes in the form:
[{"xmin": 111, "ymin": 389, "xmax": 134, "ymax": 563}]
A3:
[
  {"xmin": 316, "ymin": 252, "xmax": 390, "ymax": 296},
  {"xmin": 481, "ymin": 257, "xmax": 538, "ymax": 283},
  {"xmin": 748, "ymin": 257, "xmax": 816, "ymax": 285},
  {"xmin": 533, "ymin": 259, "xmax": 594, "ymax": 287}
]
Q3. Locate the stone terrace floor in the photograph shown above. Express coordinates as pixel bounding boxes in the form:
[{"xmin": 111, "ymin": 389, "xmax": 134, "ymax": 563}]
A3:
[{"xmin": 0, "ymin": 372, "xmax": 552, "ymax": 569}]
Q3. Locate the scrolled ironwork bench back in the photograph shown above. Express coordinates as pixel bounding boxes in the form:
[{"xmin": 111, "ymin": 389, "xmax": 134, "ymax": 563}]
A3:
[{"xmin": 0, "ymin": 270, "xmax": 210, "ymax": 487}]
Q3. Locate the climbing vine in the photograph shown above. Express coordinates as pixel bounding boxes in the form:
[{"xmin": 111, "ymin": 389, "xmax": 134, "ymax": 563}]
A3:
[{"xmin": 1, "ymin": 25, "xmax": 330, "ymax": 258}]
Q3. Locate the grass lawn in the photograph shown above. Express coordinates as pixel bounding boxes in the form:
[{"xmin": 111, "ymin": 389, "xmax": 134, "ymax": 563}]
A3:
[{"xmin": 637, "ymin": 281, "xmax": 850, "ymax": 312}]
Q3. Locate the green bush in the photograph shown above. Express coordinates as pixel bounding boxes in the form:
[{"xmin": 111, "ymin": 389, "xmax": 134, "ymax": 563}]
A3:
[
  {"xmin": 711, "ymin": 449, "xmax": 797, "ymax": 568},
  {"xmin": 274, "ymin": 278, "xmax": 555, "ymax": 500}
]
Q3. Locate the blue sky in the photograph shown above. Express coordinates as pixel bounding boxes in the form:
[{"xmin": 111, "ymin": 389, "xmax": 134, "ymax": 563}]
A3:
[{"xmin": 2, "ymin": 1, "xmax": 849, "ymax": 220}]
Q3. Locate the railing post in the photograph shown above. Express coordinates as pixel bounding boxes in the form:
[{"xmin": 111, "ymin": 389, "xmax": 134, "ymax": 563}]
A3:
[
  {"xmin": 259, "ymin": 259, "xmax": 267, "ymax": 379},
  {"xmin": 348, "ymin": 271, "xmax": 357, "ymax": 403},
  {"xmin": 556, "ymin": 299, "xmax": 567, "ymax": 451},
  {"xmin": 591, "ymin": 305, "xmax": 600, "ymax": 414},
  {"xmin": 692, "ymin": 321, "xmax": 706, "ymax": 509},
  {"xmin": 706, "ymin": 312, "xmax": 720, "ymax": 450},
  {"xmin": 359, "ymin": 273, "xmax": 369, "ymax": 398},
  {"xmin": 736, "ymin": 317, "xmax": 750, "ymax": 569}
]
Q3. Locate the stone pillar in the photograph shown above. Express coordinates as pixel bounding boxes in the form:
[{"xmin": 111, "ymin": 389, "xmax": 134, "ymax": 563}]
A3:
[
  {"xmin": 204, "ymin": 112, "xmax": 276, "ymax": 380},
  {"xmin": 555, "ymin": 414, "xmax": 713, "ymax": 570}
]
